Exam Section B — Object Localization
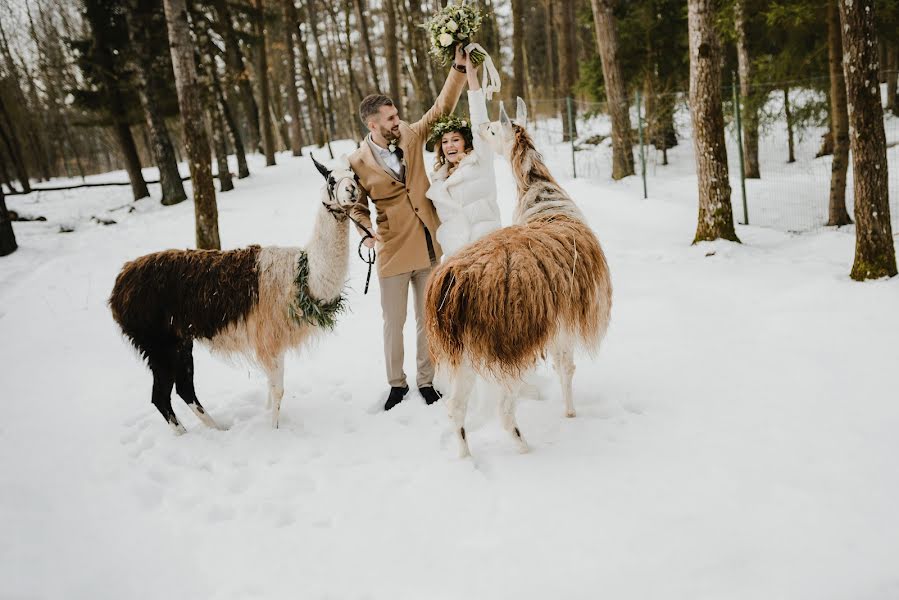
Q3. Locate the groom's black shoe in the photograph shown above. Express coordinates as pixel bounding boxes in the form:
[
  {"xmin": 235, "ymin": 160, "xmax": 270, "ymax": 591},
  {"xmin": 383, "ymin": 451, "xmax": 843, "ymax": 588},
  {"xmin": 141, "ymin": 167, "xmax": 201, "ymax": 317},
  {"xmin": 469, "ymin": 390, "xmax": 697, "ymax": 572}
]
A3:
[
  {"xmin": 419, "ymin": 386, "xmax": 443, "ymax": 405},
  {"xmin": 384, "ymin": 386, "xmax": 409, "ymax": 411}
]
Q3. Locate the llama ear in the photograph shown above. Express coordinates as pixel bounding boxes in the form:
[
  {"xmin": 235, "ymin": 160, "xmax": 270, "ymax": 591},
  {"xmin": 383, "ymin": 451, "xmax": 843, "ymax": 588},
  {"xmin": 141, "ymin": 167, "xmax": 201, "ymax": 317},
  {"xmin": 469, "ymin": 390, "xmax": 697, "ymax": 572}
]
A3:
[
  {"xmin": 498, "ymin": 101, "xmax": 512, "ymax": 132},
  {"xmin": 336, "ymin": 154, "xmax": 351, "ymax": 171},
  {"xmin": 311, "ymin": 155, "xmax": 331, "ymax": 180},
  {"xmin": 516, "ymin": 96, "xmax": 528, "ymax": 125}
]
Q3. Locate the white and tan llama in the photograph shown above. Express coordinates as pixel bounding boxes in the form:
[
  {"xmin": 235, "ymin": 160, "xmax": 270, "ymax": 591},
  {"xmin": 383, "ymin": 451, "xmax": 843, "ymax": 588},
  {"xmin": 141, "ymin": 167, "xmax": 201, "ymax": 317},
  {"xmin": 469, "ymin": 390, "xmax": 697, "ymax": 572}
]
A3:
[{"xmin": 425, "ymin": 99, "xmax": 613, "ymax": 457}]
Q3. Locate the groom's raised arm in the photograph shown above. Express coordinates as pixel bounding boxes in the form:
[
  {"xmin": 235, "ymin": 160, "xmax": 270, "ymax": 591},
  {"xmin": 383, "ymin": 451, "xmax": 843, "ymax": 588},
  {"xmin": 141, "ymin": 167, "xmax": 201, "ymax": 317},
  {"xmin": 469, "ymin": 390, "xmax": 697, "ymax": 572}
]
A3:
[{"xmin": 410, "ymin": 66, "xmax": 467, "ymax": 139}]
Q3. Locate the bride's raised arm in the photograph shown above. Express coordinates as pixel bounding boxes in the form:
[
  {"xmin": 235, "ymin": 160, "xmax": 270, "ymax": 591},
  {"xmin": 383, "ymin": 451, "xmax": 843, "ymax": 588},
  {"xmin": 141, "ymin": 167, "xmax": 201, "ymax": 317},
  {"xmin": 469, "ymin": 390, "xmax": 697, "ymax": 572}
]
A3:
[{"xmin": 466, "ymin": 63, "xmax": 491, "ymax": 153}]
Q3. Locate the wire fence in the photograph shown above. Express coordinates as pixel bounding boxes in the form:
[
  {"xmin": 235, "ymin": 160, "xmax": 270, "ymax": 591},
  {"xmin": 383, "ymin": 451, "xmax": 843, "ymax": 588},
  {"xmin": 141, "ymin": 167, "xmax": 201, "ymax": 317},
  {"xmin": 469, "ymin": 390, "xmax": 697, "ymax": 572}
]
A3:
[{"xmin": 523, "ymin": 74, "xmax": 899, "ymax": 234}]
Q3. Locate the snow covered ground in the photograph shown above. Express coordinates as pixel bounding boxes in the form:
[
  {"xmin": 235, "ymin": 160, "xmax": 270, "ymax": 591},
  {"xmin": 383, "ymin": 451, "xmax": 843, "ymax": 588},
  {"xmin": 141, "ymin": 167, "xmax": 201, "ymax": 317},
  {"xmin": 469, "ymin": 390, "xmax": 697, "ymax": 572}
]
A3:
[{"xmin": 2, "ymin": 137, "xmax": 899, "ymax": 599}]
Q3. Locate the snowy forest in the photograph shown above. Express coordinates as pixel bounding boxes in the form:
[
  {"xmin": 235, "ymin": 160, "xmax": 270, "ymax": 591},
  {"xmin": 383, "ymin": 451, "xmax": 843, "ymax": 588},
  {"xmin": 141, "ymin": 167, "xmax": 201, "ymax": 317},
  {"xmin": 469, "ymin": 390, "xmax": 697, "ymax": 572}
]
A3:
[
  {"xmin": 0, "ymin": 0, "xmax": 897, "ymax": 277},
  {"xmin": 2, "ymin": 2, "xmax": 899, "ymax": 597}
]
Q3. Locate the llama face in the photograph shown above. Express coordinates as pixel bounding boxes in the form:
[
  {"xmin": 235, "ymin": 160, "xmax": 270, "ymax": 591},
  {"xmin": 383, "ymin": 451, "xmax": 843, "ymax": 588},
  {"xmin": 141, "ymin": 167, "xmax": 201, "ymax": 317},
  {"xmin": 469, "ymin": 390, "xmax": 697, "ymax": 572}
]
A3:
[
  {"xmin": 480, "ymin": 100, "xmax": 518, "ymax": 157},
  {"xmin": 328, "ymin": 166, "xmax": 361, "ymax": 210},
  {"xmin": 313, "ymin": 156, "xmax": 360, "ymax": 213},
  {"xmin": 480, "ymin": 120, "xmax": 514, "ymax": 157}
]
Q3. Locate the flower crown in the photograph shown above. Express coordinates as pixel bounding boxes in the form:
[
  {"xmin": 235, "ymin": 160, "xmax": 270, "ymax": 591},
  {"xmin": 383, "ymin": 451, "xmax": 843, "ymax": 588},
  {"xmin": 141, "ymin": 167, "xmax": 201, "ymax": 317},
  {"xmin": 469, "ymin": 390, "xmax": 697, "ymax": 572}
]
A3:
[{"xmin": 428, "ymin": 114, "xmax": 471, "ymax": 146}]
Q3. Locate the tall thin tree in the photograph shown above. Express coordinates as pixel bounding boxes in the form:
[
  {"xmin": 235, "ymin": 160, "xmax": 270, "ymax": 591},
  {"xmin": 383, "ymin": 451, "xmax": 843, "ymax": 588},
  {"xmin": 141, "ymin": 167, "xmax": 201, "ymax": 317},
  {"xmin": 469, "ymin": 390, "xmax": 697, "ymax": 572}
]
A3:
[
  {"xmin": 254, "ymin": 0, "xmax": 277, "ymax": 165},
  {"xmin": 282, "ymin": 0, "xmax": 304, "ymax": 156},
  {"xmin": 0, "ymin": 185, "xmax": 16, "ymax": 256},
  {"xmin": 163, "ymin": 0, "xmax": 220, "ymax": 249},
  {"xmin": 734, "ymin": 0, "xmax": 760, "ymax": 179},
  {"xmin": 838, "ymin": 0, "xmax": 896, "ymax": 280},
  {"xmin": 826, "ymin": 0, "xmax": 851, "ymax": 226},
  {"xmin": 590, "ymin": 0, "xmax": 635, "ymax": 179},
  {"xmin": 688, "ymin": 0, "xmax": 739, "ymax": 243}
]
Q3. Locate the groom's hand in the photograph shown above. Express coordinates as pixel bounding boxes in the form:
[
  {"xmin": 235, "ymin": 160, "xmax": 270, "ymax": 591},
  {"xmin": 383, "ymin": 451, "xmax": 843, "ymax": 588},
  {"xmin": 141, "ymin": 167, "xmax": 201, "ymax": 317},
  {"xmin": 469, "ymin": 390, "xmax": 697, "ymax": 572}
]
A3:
[{"xmin": 363, "ymin": 233, "xmax": 382, "ymax": 249}]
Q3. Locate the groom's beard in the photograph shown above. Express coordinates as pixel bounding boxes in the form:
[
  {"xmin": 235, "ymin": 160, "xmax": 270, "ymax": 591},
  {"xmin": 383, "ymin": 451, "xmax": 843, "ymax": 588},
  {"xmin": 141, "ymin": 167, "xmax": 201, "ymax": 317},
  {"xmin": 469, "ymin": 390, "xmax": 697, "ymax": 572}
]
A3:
[{"xmin": 378, "ymin": 124, "xmax": 401, "ymax": 143}]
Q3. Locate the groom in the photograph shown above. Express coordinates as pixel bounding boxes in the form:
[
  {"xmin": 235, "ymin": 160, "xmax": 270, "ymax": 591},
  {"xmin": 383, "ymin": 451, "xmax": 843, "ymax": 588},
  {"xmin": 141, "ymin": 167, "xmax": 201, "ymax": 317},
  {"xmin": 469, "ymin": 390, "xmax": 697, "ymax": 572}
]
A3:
[{"xmin": 349, "ymin": 45, "xmax": 469, "ymax": 411}]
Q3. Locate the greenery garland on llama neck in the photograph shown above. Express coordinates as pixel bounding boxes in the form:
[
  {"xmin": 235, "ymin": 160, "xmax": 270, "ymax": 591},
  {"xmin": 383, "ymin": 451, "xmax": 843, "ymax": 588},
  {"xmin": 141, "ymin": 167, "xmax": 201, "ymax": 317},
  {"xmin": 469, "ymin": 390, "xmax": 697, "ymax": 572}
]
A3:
[{"xmin": 289, "ymin": 250, "xmax": 346, "ymax": 330}]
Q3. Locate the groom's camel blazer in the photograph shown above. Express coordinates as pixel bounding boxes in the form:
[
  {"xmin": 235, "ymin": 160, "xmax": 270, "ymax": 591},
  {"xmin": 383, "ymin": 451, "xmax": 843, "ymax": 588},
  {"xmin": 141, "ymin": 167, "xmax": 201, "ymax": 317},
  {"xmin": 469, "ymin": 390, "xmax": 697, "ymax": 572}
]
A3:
[{"xmin": 349, "ymin": 69, "xmax": 467, "ymax": 278}]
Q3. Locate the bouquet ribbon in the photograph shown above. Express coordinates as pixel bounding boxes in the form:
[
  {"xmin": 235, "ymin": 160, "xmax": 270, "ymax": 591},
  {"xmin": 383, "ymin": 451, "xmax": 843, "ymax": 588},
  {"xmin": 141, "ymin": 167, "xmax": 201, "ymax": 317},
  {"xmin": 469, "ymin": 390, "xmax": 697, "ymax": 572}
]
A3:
[{"xmin": 464, "ymin": 43, "xmax": 501, "ymax": 101}]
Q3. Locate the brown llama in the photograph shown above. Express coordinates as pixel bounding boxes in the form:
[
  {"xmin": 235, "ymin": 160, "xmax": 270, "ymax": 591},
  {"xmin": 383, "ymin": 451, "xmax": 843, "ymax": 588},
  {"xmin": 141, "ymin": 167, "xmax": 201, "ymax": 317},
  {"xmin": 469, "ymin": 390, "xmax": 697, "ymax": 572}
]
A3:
[
  {"xmin": 425, "ymin": 99, "xmax": 613, "ymax": 457},
  {"xmin": 109, "ymin": 157, "xmax": 361, "ymax": 433}
]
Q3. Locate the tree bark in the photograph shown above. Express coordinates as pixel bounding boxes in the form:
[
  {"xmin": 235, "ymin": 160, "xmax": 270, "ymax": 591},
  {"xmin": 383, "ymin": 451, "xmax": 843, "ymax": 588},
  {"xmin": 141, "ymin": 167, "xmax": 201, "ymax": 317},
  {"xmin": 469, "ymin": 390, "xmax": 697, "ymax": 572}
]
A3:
[
  {"xmin": 886, "ymin": 44, "xmax": 898, "ymax": 114},
  {"xmin": 384, "ymin": 0, "xmax": 401, "ymax": 101},
  {"xmin": 783, "ymin": 87, "xmax": 795, "ymax": 164},
  {"xmin": 212, "ymin": 65, "xmax": 250, "ymax": 178},
  {"xmin": 353, "ymin": 0, "xmax": 380, "ymax": 92},
  {"xmin": 827, "ymin": 0, "xmax": 852, "ymax": 227},
  {"xmin": 556, "ymin": 0, "xmax": 578, "ymax": 141},
  {"xmin": 163, "ymin": 0, "xmax": 220, "ymax": 249},
  {"xmin": 128, "ymin": 0, "xmax": 187, "ymax": 206},
  {"xmin": 212, "ymin": 0, "xmax": 261, "ymax": 153},
  {"xmin": 209, "ymin": 106, "xmax": 234, "ymax": 192},
  {"xmin": 254, "ymin": 0, "xmax": 277, "ymax": 165},
  {"xmin": 590, "ymin": 0, "xmax": 635, "ymax": 179},
  {"xmin": 0, "ymin": 95, "xmax": 30, "ymax": 193},
  {"xmin": 688, "ymin": 0, "xmax": 739, "ymax": 243},
  {"xmin": 293, "ymin": 2, "xmax": 328, "ymax": 146},
  {"xmin": 734, "ymin": 0, "xmax": 760, "ymax": 178},
  {"xmin": 511, "ymin": 0, "xmax": 527, "ymax": 102},
  {"xmin": 838, "ymin": 0, "xmax": 896, "ymax": 279},
  {"xmin": 282, "ymin": 0, "xmax": 305, "ymax": 156},
  {"xmin": 0, "ymin": 186, "xmax": 16, "ymax": 256},
  {"xmin": 113, "ymin": 121, "xmax": 151, "ymax": 201}
]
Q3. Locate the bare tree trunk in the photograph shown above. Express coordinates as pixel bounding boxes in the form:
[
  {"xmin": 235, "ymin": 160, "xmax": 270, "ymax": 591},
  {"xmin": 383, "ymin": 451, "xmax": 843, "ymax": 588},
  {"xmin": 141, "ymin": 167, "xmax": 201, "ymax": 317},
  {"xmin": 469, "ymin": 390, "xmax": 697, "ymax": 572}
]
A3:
[
  {"xmin": 556, "ymin": 0, "xmax": 578, "ymax": 141},
  {"xmin": 254, "ymin": 0, "xmax": 277, "ymax": 165},
  {"xmin": 688, "ymin": 0, "xmax": 739, "ymax": 243},
  {"xmin": 0, "ymin": 186, "xmax": 16, "ymax": 256},
  {"xmin": 543, "ymin": 0, "xmax": 558, "ymax": 100},
  {"xmin": 886, "ymin": 44, "xmax": 898, "ymax": 114},
  {"xmin": 838, "ymin": 0, "xmax": 896, "ymax": 279},
  {"xmin": 292, "ymin": 1, "xmax": 327, "ymax": 146},
  {"xmin": 0, "ymin": 96, "xmax": 30, "ymax": 193},
  {"xmin": 113, "ymin": 122, "xmax": 151, "ymax": 201},
  {"xmin": 783, "ymin": 87, "xmax": 795, "ymax": 164},
  {"xmin": 212, "ymin": 0, "xmax": 261, "ymax": 153},
  {"xmin": 281, "ymin": 0, "xmax": 305, "ymax": 155},
  {"xmin": 212, "ymin": 65, "xmax": 250, "ymax": 178},
  {"xmin": 163, "ymin": 0, "xmax": 220, "ymax": 249},
  {"xmin": 826, "ymin": 0, "xmax": 851, "ymax": 226},
  {"xmin": 590, "ymin": 0, "xmax": 634, "ymax": 179},
  {"xmin": 511, "ymin": 0, "xmax": 526, "ymax": 102},
  {"xmin": 353, "ymin": 0, "xmax": 380, "ymax": 92},
  {"xmin": 128, "ymin": 0, "xmax": 187, "ymax": 205},
  {"xmin": 384, "ymin": 0, "xmax": 401, "ymax": 101},
  {"xmin": 209, "ymin": 106, "xmax": 234, "ymax": 192},
  {"xmin": 734, "ymin": 0, "xmax": 760, "ymax": 178}
]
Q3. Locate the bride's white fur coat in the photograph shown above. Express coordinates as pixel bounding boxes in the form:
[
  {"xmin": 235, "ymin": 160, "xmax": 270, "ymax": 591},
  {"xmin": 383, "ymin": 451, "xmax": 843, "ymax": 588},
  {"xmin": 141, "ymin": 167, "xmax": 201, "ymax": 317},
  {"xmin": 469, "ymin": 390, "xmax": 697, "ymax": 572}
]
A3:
[{"xmin": 426, "ymin": 89, "xmax": 502, "ymax": 257}]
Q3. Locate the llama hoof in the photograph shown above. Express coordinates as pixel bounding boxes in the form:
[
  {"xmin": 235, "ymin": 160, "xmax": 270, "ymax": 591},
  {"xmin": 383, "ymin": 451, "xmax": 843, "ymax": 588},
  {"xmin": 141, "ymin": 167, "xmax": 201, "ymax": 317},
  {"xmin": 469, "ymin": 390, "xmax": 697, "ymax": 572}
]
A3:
[
  {"xmin": 565, "ymin": 409, "xmax": 577, "ymax": 418},
  {"xmin": 169, "ymin": 421, "xmax": 187, "ymax": 435},
  {"xmin": 458, "ymin": 446, "xmax": 472, "ymax": 459},
  {"xmin": 517, "ymin": 441, "xmax": 530, "ymax": 454}
]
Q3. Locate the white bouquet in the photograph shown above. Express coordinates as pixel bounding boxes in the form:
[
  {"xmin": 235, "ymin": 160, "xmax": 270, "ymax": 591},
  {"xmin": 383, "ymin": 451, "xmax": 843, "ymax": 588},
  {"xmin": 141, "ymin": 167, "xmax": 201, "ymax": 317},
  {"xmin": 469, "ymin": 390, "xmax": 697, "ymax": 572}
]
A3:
[{"xmin": 423, "ymin": 1, "xmax": 485, "ymax": 66}]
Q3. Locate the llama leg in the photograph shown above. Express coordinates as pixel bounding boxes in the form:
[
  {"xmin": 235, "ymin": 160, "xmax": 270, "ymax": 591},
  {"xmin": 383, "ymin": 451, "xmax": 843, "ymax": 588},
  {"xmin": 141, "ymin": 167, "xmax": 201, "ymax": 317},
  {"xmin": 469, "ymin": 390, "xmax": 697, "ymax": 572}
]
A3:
[
  {"xmin": 148, "ymin": 347, "xmax": 184, "ymax": 434},
  {"xmin": 500, "ymin": 385, "xmax": 529, "ymax": 454},
  {"xmin": 266, "ymin": 354, "xmax": 285, "ymax": 429},
  {"xmin": 444, "ymin": 366, "xmax": 476, "ymax": 458},
  {"xmin": 173, "ymin": 340, "xmax": 221, "ymax": 430},
  {"xmin": 551, "ymin": 345, "xmax": 577, "ymax": 418}
]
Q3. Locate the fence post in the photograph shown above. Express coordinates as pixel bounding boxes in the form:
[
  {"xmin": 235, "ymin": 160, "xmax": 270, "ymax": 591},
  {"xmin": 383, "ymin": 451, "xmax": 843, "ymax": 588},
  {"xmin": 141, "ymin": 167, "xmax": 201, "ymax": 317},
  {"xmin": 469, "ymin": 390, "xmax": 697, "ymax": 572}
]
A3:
[
  {"xmin": 566, "ymin": 96, "xmax": 577, "ymax": 178},
  {"xmin": 732, "ymin": 70, "xmax": 749, "ymax": 225},
  {"xmin": 636, "ymin": 89, "xmax": 647, "ymax": 199}
]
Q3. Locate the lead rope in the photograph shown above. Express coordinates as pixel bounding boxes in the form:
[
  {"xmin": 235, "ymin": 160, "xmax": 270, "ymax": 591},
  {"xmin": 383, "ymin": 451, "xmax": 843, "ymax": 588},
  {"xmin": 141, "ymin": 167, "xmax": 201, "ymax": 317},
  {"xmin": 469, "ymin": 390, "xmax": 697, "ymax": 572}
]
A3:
[{"xmin": 346, "ymin": 213, "xmax": 376, "ymax": 295}]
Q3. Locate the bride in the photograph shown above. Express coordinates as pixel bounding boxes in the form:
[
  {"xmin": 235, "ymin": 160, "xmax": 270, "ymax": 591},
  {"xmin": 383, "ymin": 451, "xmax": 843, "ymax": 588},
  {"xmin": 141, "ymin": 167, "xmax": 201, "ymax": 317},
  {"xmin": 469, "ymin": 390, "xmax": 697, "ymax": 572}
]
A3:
[{"xmin": 426, "ymin": 56, "xmax": 501, "ymax": 258}]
